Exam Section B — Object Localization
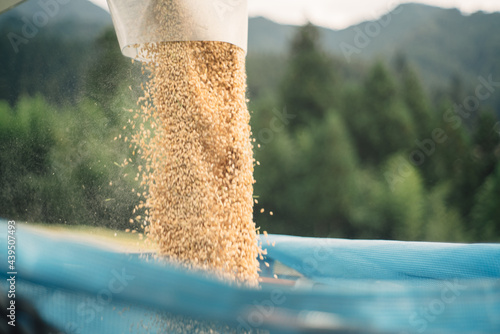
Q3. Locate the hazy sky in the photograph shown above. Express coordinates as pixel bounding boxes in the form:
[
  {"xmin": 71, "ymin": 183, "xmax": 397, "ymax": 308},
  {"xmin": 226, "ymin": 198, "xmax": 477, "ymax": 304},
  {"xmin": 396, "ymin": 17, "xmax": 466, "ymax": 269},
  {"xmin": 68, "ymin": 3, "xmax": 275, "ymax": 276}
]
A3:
[{"xmin": 90, "ymin": 0, "xmax": 500, "ymax": 29}]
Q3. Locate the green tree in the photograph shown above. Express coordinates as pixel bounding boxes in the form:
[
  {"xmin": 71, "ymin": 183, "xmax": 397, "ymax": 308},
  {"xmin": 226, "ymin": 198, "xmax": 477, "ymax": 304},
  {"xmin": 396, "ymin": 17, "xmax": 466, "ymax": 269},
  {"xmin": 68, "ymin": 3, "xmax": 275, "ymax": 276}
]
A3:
[
  {"xmin": 471, "ymin": 163, "xmax": 500, "ymax": 241},
  {"xmin": 346, "ymin": 169, "xmax": 394, "ymax": 239},
  {"xmin": 253, "ymin": 122, "xmax": 299, "ymax": 235},
  {"xmin": 280, "ymin": 23, "xmax": 336, "ymax": 130},
  {"xmin": 400, "ymin": 62, "xmax": 441, "ymax": 187},
  {"xmin": 398, "ymin": 60, "xmax": 435, "ymax": 140},
  {"xmin": 378, "ymin": 154, "xmax": 466, "ymax": 242},
  {"xmin": 383, "ymin": 154, "xmax": 426, "ymax": 240},
  {"xmin": 397, "ymin": 61, "xmax": 453, "ymax": 188},
  {"xmin": 293, "ymin": 112, "xmax": 360, "ymax": 237},
  {"xmin": 253, "ymin": 110, "xmax": 360, "ymax": 238},
  {"xmin": 471, "ymin": 111, "xmax": 500, "ymax": 180},
  {"xmin": 424, "ymin": 184, "xmax": 466, "ymax": 242},
  {"xmin": 447, "ymin": 109, "xmax": 499, "ymax": 222},
  {"xmin": 343, "ymin": 62, "xmax": 415, "ymax": 165}
]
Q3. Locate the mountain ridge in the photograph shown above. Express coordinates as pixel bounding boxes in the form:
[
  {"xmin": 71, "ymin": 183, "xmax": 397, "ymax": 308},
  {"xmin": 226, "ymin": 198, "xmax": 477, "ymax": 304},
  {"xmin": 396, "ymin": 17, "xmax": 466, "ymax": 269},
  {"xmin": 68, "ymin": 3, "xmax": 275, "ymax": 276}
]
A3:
[{"xmin": 248, "ymin": 4, "xmax": 500, "ymax": 102}]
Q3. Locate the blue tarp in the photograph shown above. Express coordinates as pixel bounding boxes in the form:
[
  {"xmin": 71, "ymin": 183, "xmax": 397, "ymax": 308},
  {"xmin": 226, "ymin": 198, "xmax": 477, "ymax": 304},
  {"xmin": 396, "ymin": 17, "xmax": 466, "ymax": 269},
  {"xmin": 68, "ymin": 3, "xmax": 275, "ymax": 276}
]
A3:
[{"xmin": 1, "ymin": 219, "xmax": 499, "ymax": 333}]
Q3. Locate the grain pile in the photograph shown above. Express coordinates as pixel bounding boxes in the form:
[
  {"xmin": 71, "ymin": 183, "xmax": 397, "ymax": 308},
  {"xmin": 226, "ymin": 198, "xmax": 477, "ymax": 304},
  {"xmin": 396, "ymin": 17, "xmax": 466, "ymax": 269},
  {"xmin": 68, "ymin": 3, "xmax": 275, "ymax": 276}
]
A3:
[{"xmin": 130, "ymin": 18, "xmax": 261, "ymax": 286}]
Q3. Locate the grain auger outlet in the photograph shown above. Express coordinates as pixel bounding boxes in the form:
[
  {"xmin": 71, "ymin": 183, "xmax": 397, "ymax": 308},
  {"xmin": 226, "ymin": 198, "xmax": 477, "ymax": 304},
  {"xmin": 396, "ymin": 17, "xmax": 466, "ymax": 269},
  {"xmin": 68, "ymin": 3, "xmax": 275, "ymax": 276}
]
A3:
[{"xmin": 106, "ymin": 0, "xmax": 249, "ymax": 60}]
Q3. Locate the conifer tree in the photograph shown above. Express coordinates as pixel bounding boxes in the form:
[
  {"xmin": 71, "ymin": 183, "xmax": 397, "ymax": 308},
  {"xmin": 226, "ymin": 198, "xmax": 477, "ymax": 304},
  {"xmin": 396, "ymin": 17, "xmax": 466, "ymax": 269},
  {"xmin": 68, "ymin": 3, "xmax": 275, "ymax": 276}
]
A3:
[{"xmin": 280, "ymin": 23, "xmax": 336, "ymax": 130}]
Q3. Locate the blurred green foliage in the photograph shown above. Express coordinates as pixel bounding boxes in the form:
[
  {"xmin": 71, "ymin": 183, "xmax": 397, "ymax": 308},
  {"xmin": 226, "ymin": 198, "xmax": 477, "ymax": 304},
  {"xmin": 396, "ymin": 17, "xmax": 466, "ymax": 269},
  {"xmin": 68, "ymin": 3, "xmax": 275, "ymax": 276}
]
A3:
[
  {"xmin": 0, "ymin": 23, "xmax": 498, "ymax": 241},
  {"xmin": 251, "ymin": 24, "xmax": 499, "ymax": 242},
  {"xmin": 0, "ymin": 94, "xmax": 139, "ymax": 229},
  {"xmin": 0, "ymin": 27, "xmax": 142, "ymax": 229}
]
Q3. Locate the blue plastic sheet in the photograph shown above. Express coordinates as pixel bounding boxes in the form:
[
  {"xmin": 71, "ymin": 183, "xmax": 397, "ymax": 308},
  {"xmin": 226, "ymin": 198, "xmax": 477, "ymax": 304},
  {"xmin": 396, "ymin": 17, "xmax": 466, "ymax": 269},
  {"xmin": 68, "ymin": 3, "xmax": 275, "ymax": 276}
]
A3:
[{"xmin": 0, "ymin": 219, "xmax": 499, "ymax": 333}]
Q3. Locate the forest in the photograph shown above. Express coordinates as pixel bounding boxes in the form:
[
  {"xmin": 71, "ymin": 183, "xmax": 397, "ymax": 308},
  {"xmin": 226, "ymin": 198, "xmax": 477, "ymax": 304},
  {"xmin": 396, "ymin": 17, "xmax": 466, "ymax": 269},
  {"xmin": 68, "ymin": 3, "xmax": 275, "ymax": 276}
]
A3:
[{"xmin": 0, "ymin": 4, "xmax": 499, "ymax": 242}]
